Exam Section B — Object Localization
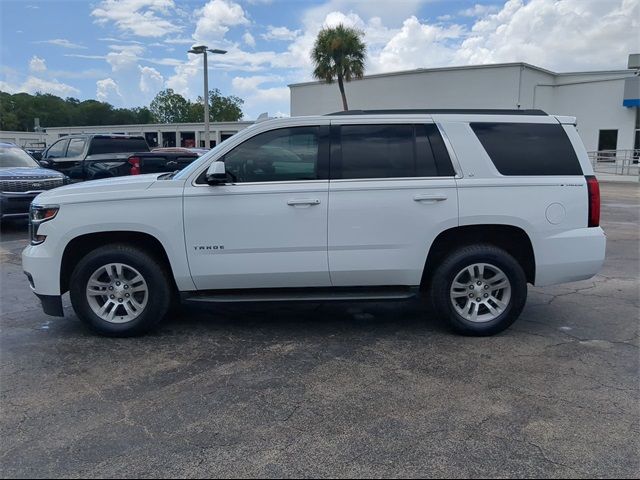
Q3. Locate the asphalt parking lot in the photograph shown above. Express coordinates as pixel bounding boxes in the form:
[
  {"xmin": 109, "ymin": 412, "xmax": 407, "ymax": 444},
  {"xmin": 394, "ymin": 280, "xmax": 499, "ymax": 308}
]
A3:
[{"xmin": 0, "ymin": 182, "xmax": 638, "ymax": 478}]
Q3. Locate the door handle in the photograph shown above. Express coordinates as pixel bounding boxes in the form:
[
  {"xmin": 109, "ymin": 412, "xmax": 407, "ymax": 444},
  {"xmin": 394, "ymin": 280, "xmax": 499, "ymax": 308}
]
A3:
[
  {"xmin": 413, "ymin": 194, "xmax": 448, "ymax": 203},
  {"xmin": 287, "ymin": 199, "xmax": 321, "ymax": 207}
]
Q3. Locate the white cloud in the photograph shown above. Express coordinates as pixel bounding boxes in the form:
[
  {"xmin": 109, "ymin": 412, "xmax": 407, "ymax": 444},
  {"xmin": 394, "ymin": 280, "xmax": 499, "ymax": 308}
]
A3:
[
  {"xmin": 139, "ymin": 65, "xmax": 164, "ymax": 94},
  {"xmin": 193, "ymin": 0, "xmax": 249, "ymax": 44},
  {"xmin": 460, "ymin": 4, "xmax": 501, "ymax": 17},
  {"xmin": 165, "ymin": 37, "xmax": 196, "ymax": 45},
  {"xmin": 106, "ymin": 44, "xmax": 146, "ymax": 71},
  {"xmin": 165, "ymin": 56, "xmax": 201, "ymax": 97},
  {"xmin": 243, "ymin": 32, "xmax": 256, "ymax": 47},
  {"xmin": 91, "ymin": 0, "xmax": 180, "ymax": 37},
  {"xmin": 262, "ymin": 26, "xmax": 300, "ymax": 41},
  {"xmin": 96, "ymin": 78, "xmax": 122, "ymax": 102},
  {"xmin": 231, "ymin": 75, "xmax": 284, "ymax": 92},
  {"xmin": 34, "ymin": 38, "xmax": 87, "ymax": 49},
  {"xmin": 454, "ymin": 0, "xmax": 639, "ymax": 71},
  {"xmin": 29, "ymin": 56, "xmax": 46, "ymax": 73},
  {"xmin": 372, "ymin": 16, "xmax": 464, "ymax": 72},
  {"xmin": 0, "ymin": 77, "xmax": 80, "ymax": 97}
]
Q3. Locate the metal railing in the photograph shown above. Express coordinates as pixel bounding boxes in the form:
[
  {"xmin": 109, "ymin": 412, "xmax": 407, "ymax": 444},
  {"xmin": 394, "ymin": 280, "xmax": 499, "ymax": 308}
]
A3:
[{"xmin": 588, "ymin": 150, "xmax": 639, "ymax": 177}]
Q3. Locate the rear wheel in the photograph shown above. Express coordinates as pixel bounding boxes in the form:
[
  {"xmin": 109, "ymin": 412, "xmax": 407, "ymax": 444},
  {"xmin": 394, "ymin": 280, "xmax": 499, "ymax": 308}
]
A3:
[
  {"xmin": 70, "ymin": 244, "xmax": 171, "ymax": 337},
  {"xmin": 430, "ymin": 244, "xmax": 527, "ymax": 336}
]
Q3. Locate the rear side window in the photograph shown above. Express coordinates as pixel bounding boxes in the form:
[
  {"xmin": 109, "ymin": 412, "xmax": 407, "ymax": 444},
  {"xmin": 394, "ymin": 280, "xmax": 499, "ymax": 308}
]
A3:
[
  {"xmin": 470, "ymin": 122, "xmax": 582, "ymax": 175},
  {"xmin": 336, "ymin": 124, "xmax": 454, "ymax": 179},
  {"xmin": 66, "ymin": 138, "xmax": 86, "ymax": 157},
  {"xmin": 88, "ymin": 137, "xmax": 149, "ymax": 155}
]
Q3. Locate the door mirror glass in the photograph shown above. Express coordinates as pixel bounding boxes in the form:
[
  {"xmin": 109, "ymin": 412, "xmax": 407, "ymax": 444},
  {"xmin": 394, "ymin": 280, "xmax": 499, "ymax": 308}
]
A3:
[{"xmin": 206, "ymin": 161, "xmax": 227, "ymax": 185}]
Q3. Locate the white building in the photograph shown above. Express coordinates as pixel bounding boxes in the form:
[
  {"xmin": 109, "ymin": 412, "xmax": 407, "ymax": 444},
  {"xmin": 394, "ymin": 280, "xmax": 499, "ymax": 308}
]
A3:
[
  {"xmin": 290, "ymin": 61, "xmax": 640, "ymax": 153},
  {"xmin": 1, "ymin": 121, "xmax": 253, "ymax": 149}
]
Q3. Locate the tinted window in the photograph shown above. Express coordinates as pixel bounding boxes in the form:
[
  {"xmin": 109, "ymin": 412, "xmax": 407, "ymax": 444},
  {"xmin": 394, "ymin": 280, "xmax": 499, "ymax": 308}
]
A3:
[
  {"xmin": 88, "ymin": 137, "xmax": 149, "ymax": 155},
  {"xmin": 223, "ymin": 127, "xmax": 319, "ymax": 183},
  {"xmin": 66, "ymin": 138, "xmax": 86, "ymax": 157},
  {"xmin": 598, "ymin": 129, "xmax": 618, "ymax": 151},
  {"xmin": 46, "ymin": 139, "xmax": 68, "ymax": 158},
  {"xmin": 471, "ymin": 123, "xmax": 582, "ymax": 176},
  {"xmin": 336, "ymin": 124, "xmax": 452, "ymax": 179},
  {"xmin": 0, "ymin": 146, "xmax": 39, "ymax": 168}
]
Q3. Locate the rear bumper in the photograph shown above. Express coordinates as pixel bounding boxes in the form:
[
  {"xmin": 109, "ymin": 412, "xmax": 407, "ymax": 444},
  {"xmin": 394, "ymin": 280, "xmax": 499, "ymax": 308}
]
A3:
[
  {"xmin": 534, "ymin": 227, "xmax": 606, "ymax": 286},
  {"xmin": 0, "ymin": 192, "xmax": 39, "ymax": 219}
]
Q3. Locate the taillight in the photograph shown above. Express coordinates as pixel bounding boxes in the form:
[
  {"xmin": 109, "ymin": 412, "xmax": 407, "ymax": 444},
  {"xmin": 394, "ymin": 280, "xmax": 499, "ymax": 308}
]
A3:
[
  {"xmin": 586, "ymin": 175, "xmax": 600, "ymax": 227},
  {"xmin": 128, "ymin": 156, "xmax": 141, "ymax": 175}
]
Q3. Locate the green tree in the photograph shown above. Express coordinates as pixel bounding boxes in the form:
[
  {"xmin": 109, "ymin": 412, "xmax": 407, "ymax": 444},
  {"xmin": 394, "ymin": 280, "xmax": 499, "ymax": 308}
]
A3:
[
  {"xmin": 190, "ymin": 89, "xmax": 244, "ymax": 122},
  {"xmin": 149, "ymin": 89, "xmax": 192, "ymax": 123},
  {"xmin": 311, "ymin": 24, "xmax": 366, "ymax": 111}
]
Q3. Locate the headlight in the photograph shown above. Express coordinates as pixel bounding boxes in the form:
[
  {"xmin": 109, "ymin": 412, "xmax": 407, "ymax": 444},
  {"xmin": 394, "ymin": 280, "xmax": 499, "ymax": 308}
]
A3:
[{"xmin": 29, "ymin": 204, "xmax": 59, "ymax": 245}]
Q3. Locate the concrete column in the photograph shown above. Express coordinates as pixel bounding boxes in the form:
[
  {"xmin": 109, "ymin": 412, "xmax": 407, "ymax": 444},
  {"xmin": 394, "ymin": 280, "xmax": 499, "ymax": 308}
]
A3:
[
  {"xmin": 215, "ymin": 130, "xmax": 222, "ymax": 147},
  {"xmin": 195, "ymin": 131, "xmax": 201, "ymax": 148},
  {"xmin": 157, "ymin": 131, "xmax": 163, "ymax": 148},
  {"xmin": 176, "ymin": 131, "xmax": 182, "ymax": 148}
]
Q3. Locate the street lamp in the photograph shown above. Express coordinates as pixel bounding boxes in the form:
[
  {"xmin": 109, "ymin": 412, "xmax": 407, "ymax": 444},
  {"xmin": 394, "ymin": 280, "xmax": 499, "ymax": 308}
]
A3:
[{"xmin": 188, "ymin": 45, "xmax": 227, "ymax": 148}]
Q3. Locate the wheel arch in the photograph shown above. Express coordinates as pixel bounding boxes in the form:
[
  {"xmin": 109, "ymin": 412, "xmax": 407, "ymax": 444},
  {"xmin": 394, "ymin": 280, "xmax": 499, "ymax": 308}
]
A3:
[
  {"xmin": 60, "ymin": 231, "xmax": 175, "ymax": 295},
  {"xmin": 421, "ymin": 224, "xmax": 536, "ymax": 289}
]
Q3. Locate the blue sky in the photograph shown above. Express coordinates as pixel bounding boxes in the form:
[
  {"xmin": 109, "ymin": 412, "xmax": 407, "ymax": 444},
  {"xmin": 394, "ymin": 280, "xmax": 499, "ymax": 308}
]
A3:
[{"xmin": 0, "ymin": 0, "xmax": 637, "ymax": 119}]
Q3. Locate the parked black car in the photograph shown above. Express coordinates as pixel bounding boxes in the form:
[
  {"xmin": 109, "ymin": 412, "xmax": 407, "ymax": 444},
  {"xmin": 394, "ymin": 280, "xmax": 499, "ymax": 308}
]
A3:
[
  {"xmin": 0, "ymin": 142, "xmax": 66, "ymax": 221},
  {"xmin": 127, "ymin": 147, "xmax": 203, "ymax": 176},
  {"xmin": 38, "ymin": 134, "xmax": 151, "ymax": 181}
]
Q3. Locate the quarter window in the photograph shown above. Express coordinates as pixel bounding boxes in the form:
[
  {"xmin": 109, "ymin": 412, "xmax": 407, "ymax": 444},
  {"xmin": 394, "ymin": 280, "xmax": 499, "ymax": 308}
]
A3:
[
  {"xmin": 223, "ymin": 127, "xmax": 320, "ymax": 183},
  {"xmin": 471, "ymin": 122, "xmax": 582, "ymax": 176}
]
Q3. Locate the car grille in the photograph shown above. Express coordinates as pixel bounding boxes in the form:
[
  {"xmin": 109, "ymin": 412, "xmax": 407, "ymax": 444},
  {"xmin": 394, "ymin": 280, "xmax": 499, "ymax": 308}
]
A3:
[{"xmin": 1, "ymin": 177, "xmax": 64, "ymax": 193}]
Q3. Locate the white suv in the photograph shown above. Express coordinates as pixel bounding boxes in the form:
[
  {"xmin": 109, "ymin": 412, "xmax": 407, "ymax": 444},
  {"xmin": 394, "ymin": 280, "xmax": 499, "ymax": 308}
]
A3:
[{"xmin": 22, "ymin": 109, "xmax": 606, "ymax": 337}]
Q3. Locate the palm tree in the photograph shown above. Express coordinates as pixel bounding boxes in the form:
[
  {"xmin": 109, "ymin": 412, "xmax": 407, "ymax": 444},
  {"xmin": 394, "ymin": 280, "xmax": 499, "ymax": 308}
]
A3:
[{"xmin": 311, "ymin": 24, "xmax": 366, "ymax": 111}]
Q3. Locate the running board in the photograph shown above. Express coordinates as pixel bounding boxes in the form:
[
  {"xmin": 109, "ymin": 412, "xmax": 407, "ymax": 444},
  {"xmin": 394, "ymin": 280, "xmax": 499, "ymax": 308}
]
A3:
[{"xmin": 182, "ymin": 287, "xmax": 419, "ymax": 304}]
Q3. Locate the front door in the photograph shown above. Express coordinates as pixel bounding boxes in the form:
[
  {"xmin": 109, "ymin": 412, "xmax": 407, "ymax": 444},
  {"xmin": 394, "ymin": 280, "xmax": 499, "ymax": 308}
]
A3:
[{"xmin": 183, "ymin": 125, "xmax": 331, "ymax": 290}]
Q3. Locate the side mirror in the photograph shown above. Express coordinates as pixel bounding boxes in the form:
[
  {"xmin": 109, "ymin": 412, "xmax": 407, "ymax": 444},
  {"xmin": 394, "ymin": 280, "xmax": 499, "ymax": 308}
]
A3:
[{"xmin": 206, "ymin": 161, "xmax": 227, "ymax": 185}]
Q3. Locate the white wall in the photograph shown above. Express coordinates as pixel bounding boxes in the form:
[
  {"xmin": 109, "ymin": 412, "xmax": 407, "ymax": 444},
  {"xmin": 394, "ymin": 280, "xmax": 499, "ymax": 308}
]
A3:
[
  {"xmin": 291, "ymin": 65, "xmax": 534, "ymax": 116},
  {"xmin": 290, "ymin": 64, "xmax": 637, "ymax": 152},
  {"xmin": 535, "ymin": 75, "xmax": 636, "ymax": 152},
  {"xmin": 0, "ymin": 131, "xmax": 47, "ymax": 147}
]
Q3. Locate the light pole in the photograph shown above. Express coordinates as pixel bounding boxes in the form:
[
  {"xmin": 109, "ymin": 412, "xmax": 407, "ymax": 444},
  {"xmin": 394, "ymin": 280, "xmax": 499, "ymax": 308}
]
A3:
[{"xmin": 188, "ymin": 45, "xmax": 227, "ymax": 148}]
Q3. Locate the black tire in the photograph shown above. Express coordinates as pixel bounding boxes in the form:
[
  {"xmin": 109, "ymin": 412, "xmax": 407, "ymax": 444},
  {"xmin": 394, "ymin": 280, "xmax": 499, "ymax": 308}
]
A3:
[
  {"xmin": 430, "ymin": 244, "xmax": 527, "ymax": 336},
  {"xmin": 70, "ymin": 243, "xmax": 172, "ymax": 337}
]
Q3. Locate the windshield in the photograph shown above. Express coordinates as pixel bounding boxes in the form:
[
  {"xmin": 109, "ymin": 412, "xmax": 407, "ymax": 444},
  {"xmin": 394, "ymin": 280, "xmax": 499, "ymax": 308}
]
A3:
[{"xmin": 0, "ymin": 146, "xmax": 40, "ymax": 168}]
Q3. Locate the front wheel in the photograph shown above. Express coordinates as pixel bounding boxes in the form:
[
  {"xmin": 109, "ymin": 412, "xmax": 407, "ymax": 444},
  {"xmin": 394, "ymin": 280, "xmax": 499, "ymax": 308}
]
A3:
[
  {"xmin": 70, "ymin": 244, "xmax": 172, "ymax": 337},
  {"xmin": 430, "ymin": 245, "xmax": 527, "ymax": 336}
]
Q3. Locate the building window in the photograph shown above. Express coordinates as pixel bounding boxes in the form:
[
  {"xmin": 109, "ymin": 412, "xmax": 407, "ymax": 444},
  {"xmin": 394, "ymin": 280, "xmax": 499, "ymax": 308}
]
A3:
[{"xmin": 598, "ymin": 129, "xmax": 618, "ymax": 151}]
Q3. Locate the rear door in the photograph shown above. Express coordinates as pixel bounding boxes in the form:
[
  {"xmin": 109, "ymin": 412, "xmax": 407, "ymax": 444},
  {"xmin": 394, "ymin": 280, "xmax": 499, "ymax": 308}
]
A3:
[{"xmin": 327, "ymin": 120, "xmax": 459, "ymax": 286}]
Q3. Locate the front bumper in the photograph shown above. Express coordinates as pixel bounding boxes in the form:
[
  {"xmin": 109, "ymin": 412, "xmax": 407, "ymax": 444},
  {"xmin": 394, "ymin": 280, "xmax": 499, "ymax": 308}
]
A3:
[
  {"xmin": 36, "ymin": 293, "xmax": 64, "ymax": 317},
  {"xmin": 0, "ymin": 192, "xmax": 40, "ymax": 219}
]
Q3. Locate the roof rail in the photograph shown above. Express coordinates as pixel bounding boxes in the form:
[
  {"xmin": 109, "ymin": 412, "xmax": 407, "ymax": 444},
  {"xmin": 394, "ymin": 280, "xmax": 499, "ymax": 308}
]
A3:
[{"xmin": 326, "ymin": 109, "xmax": 548, "ymax": 116}]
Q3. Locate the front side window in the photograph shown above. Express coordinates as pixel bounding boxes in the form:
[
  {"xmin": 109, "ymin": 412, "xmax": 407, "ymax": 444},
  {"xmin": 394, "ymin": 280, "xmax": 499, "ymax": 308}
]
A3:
[
  {"xmin": 223, "ymin": 127, "xmax": 319, "ymax": 183},
  {"xmin": 66, "ymin": 138, "xmax": 86, "ymax": 157},
  {"xmin": 46, "ymin": 139, "xmax": 68, "ymax": 159}
]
